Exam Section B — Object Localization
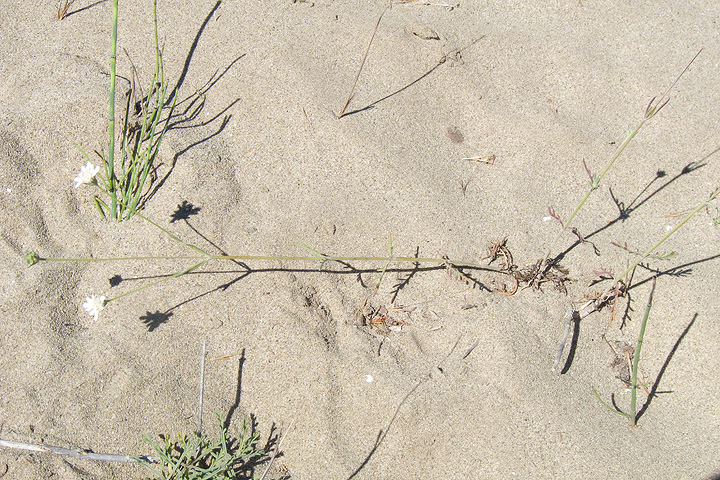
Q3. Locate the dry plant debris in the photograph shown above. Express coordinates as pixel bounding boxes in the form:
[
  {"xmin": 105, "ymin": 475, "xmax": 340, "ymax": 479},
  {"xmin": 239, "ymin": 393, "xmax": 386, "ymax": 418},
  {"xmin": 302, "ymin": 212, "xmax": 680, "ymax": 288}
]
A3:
[
  {"xmin": 57, "ymin": 0, "xmax": 75, "ymax": 20},
  {"xmin": 359, "ymin": 303, "xmax": 414, "ymax": 336},
  {"xmin": 463, "ymin": 154, "xmax": 496, "ymax": 165}
]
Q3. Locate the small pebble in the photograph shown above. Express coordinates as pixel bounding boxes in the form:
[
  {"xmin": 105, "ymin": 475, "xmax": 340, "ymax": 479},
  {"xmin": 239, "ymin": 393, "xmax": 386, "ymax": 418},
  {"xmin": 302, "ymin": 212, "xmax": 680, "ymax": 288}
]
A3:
[{"xmin": 446, "ymin": 126, "xmax": 464, "ymax": 144}]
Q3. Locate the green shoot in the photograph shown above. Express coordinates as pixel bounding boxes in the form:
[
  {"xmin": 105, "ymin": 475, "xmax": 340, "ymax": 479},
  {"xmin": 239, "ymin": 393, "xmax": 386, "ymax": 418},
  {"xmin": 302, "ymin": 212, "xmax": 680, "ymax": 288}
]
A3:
[
  {"xmin": 593, "ymin": 276, "xmax": 656, "ymax": 426},
  {"xmin": 630, "ymin": 276, "xmax": 656, "ymax": 426},
  {"xmin": 79, "ymin": 0, "xmax": 177, "ymax": 222},
  {"xmin": 543, "ymin": 49, "xmax": 702, "ymax": 264},
  {"xmin": 133, "ymin": 412, "xmax": 263, "ymax": 480}
]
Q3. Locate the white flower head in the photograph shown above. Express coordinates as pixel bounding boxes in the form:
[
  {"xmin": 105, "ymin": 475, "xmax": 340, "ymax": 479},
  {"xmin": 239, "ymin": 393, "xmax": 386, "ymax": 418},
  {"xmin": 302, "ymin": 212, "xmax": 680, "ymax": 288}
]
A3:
[
  {"xmin": 73, "ymin": 161, "xmax": 101, "ymax": 188},
  {"xmin": 82, "ymin": 295, "xmax": 106, "ymax": 321}
]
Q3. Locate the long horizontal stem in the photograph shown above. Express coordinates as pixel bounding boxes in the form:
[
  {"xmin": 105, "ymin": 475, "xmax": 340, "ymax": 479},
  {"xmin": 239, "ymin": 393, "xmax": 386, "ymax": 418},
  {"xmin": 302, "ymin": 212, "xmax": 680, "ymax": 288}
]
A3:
[
  {"xmin": 37, "ymin": 254, "xmax": 500, "ymax": 271},
  {"xmin": 38, "ymin": 255, "xmax": 206, "ymax": 262}
]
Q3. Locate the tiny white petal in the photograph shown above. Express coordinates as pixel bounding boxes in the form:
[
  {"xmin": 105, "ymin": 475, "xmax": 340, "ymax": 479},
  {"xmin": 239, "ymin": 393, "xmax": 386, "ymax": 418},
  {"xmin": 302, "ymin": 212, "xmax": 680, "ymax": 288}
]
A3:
[
  {"xmin": 388, "ymin": 325, "xmax": 402, "ymax": 333},
  {"xmin": 542, "ymin": 216, "xmax": 552, "ymax": 222},
  {"xmin": 73, "ymin": 162, "xmax": 101, "ymax": 188},
  {"xmin": 82, "ymin": 295, "xmax": 105, "ymax": 321},
  {"xmin": 365, "ymin": 375, "xmax": 374, "ymax": 383}
]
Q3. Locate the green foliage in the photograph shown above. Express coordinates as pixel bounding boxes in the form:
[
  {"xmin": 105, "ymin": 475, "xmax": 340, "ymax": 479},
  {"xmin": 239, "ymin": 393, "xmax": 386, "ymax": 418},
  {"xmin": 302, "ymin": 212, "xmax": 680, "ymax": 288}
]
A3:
[
  {"xmin": 79, "ymin": 0, "xmax": 177, "ymax": 222},
  {"xmin": 134, "ymin": 413, "xmax": 264, "ymax": 480},
  {"xmin": 593, "ymin": 277, "xmax": 657, "ymax": 427}
]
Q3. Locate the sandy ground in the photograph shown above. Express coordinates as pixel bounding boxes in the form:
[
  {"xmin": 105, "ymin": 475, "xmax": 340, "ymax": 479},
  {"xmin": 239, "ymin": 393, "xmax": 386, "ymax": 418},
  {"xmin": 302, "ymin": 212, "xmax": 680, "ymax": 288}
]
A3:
[{"xmin": 1, "ymin": 0, "xmax": 720, "ymax": 478}]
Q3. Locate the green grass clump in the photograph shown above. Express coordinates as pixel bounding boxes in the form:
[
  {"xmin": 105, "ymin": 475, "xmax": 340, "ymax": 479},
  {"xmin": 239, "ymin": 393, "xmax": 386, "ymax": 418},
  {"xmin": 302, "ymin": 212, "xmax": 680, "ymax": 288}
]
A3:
[
  {"xmin": 134, "ymin": 413, "xmax": 263, "ymax": 480},
  {"xmin": 76, "ymin": 0, "xmax": 176, "ymax": 222}
]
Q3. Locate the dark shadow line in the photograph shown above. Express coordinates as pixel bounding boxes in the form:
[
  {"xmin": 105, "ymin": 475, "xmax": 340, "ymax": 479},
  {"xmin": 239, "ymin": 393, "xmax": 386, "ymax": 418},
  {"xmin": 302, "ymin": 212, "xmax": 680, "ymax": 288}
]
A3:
[
  {"xmin": 347, "ymin": 378, "xmax": 426, "ymax": 480},
  {"xmin": 626, "ymin": 252, "xmax": 720, "ymax": 292},
  {"xmin": 142, "ymin": 114, "xmax": 231, "ymax": 208},
  {"xmin": 63, "ymin": 0, "xmax": 107, "ymax": 19},
  {"xmin": 163, "ymin": 269, "xmax": 253, "ymax": 315},
  {"xmin": 174, "ymin": 54, "xmax": 246, "ymax": 111},
  {"xmin": 560, "ymin": 317, "xmax": 580, "ymax": 374},
  {"xmin": 553, "ymin": 170, "xmax": 665, "ymax": 262},
  {"xmin": 636, "ymin": 313, "xmax": 697, "ymax": 422},
  {"xmin": 619, "ymin": 282, "xmax": 635, "ymax": 330},
  {"xmin": 341, "ymin": 58, "xmax": 444, "ymax": 117},
  {"xmin": 625, "ymin": 161, "xmax": 705, "ymax": 214},
  {"xmin": 341, "ymin": 36, "xmax": 485, "ymax": 118},
  {"xmin": 173, "ymin": 95, "xmax": 207, "ymax": 127},
  {"xmin": 165, "ymin": 54, "xmax": 245, "ymax": 130},
  {"xmin": 170, "ymin": 98, "xmax": 240, "ymax": 130},
  {"xmin": 167, "ymin": 0, "xmax": 222, "ymax": 105},
  {"xmin": 183, "ymin": 218, "xmax": 249, "ymax": 270},
  {"xmin": 552, "ymin": 149, "xmax": 718, "ymax": 264},
  {"xmin": 223, "ymin": 349, "xmax": 245, "ymax": 430},
  {"xmin": 390, "ymin": 247, "xmax": 420, "ymax": 303},
  {"xmin": 610, "ymin": 393, "xmax": 624, "ymax": 413},
  {"xmin": 115, "ymin": 261, "xmax": 507, "ymax": 286},
  {"xmin": 346, "ymin": 336, "xmax": 463, "ymax": 478},
  {"xmin": 617, "ymin": 172, "xmax": 663, "ymax": 216}
]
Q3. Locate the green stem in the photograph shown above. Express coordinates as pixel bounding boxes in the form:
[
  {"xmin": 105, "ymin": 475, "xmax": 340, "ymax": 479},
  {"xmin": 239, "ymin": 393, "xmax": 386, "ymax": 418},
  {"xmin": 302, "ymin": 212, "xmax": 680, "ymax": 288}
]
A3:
[
  {"xmin": 153, "ymin": 0, "xmax": 160, "ymax": 79},
  {"xmin": 108, "ymin": 0, "xmax": 119, "ymax": 219},
  {"xmin": 615, "ymin": 184, "xmax": 720, "ymax": 283},
  {"xmin": 581, "ymin": 184, "xmax": 720, "ymax": 325},
  {"xmin": 631, "ymin": 276, "xmax": 656, "ymax": 426},
  {"xmin": 546, "ymin": 114, "xmax": 652, "ymax": 262},
  {"xmin": 34, "ymin": 254, "xmax": 499, "ymax": 271},
  {"xmin": 105, "ymin": 259, "xmax": 210, "ymax": 304},
  {"xmin": 36, "ymin": 256, "xmax": 207, "ymax": 262},
  {"xmin": 544, "ymin": 48, "xmax": 702, "ymax": 262}
]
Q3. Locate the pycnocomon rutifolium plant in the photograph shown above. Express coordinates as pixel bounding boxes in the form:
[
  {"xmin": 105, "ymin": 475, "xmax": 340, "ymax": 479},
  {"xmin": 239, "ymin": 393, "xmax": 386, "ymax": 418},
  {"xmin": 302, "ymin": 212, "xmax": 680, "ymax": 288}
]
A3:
[
  {"xmin": 545, "ymin": 49, "xmax": 718, "ymax": 373},
  {"xmin": 75, "ymin": 0, "xmax": 176, "ymax": 223},
  {"xmin": 27, "ymin": 50, "xmax": 717, "ymax": 330},
  {"xmin": 133, "ymin": 412, "xmax": 265, "ymax": 480},
  {"xmin": 26, "ymin": 46, "xmax": 716, "ymax": 399}
]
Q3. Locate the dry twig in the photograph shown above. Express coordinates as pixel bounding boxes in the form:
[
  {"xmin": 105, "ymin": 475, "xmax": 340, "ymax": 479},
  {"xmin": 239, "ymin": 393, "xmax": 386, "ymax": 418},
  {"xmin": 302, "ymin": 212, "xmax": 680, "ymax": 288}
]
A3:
[{"xmin": 337, "ymin": 2, "xmax": 391, "ymax": 118}]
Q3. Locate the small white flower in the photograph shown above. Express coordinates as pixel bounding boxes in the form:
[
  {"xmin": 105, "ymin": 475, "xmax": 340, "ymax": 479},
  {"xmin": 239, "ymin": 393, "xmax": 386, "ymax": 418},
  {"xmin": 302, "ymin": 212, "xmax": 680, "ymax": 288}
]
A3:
[
  {"xmin": 82, "ymin": 295, "xmax": 105, "ymax": 321},
  {"xmin": 73, "ymin": 162, "xmax": 101, "ymax": 188}
]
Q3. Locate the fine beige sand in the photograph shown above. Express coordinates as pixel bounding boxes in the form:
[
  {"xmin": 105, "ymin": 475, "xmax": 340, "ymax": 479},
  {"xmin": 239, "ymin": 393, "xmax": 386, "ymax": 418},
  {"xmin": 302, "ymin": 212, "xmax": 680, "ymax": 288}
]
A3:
[{"xmin": 1, "ymin": 1, "xmax": 720, "ymax": 479}]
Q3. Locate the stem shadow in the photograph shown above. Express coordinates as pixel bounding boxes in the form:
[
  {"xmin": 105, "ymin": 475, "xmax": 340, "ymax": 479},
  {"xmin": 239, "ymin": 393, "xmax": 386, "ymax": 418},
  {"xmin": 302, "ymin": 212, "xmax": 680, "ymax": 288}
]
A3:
[
  {"xmin": 553, "ymin": 149, "xmax": 716, "ymax": 264},
  {"xmin": 340, "ymin": 37, "xmax": 484, "ymax": 118},
  {"xmin": 635, "ymin": 313, "xmax": 697, "ymax": 423}
]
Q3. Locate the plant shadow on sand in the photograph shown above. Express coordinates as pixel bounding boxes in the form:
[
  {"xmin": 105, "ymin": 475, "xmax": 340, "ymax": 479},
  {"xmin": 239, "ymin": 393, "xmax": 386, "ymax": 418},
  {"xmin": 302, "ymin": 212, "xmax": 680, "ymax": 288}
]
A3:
[
  {"xmin": 112, "ymin": 203, "xmax": 533, "ymax": 332},
  {"xmin": 339, "ymin": 37, "xmax": 485, "ymax": 118},
  {"xmin": 129, "ymin": 0, "xmax": 246, "ymax": 213},
  {"xmin": 558, "ymin": 254, "xmax": 716, "ymax": 375},
  {"xmin": 552, "ymin": 156, "xmax": 713, "ymax": 266}
]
